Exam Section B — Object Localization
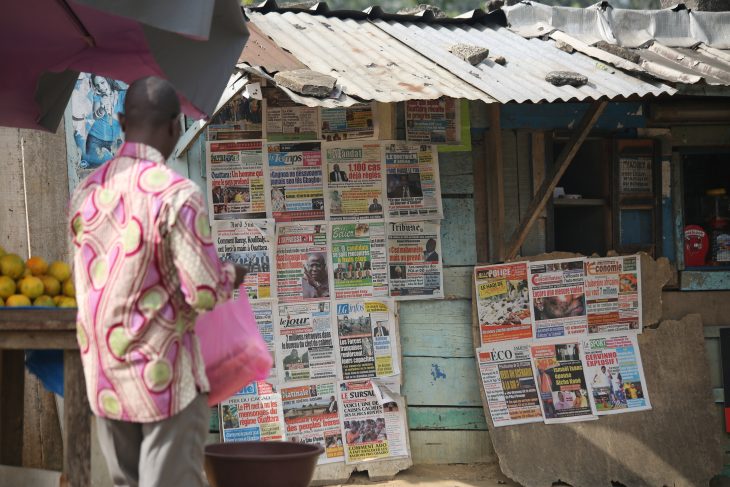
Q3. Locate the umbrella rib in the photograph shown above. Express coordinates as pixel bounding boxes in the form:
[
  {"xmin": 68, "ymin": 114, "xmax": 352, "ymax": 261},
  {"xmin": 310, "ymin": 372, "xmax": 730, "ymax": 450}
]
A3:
[{"xmin": 56, "ymin": 0, "xmax": 96, "ymax": 47}]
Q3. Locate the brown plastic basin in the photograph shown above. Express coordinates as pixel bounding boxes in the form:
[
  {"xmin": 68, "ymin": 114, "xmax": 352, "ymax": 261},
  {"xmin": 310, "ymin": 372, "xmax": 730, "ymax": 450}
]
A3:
[{"xmin": 204, "ymin": 441, "xmax": 323, "ymax": 487}]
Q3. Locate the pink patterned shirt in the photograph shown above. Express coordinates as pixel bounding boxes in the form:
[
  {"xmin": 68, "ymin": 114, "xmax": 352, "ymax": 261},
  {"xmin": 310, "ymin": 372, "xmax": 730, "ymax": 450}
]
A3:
[{"xmin": 69, "ymin": 142, "xmax": 234, "ymax": 423}]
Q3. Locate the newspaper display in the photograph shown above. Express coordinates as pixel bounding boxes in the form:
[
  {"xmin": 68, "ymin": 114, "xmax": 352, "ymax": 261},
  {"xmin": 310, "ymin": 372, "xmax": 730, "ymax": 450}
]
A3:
[
  {"xmin": 321, "ymin": 104, "xmax": 377, "ymax": 141},
  {"xmin": 530, "ymin": 341, "xmax": 597, "ymax": 424},
  {"xmin": 475, "ymin": 262, "xmax": 533, "ymax": 345},
  {"xmin": 276, "ymin": 301, "xmax": 338, "ymax": 383},
  {"xmin": 207, "ymin": 92, "xmax": 264, "ymax": 141},
  {"xmin": 584, "ymin": 333, "xmax": 651, "ymax": 415},
  {"xmin": 405, "ymin": 98, "xmax": 460, "ymax": 144},
  {"xmin": 267, "ymin": 142, "xmax": 325, "ymax": 222},
  {"xmin": 281, "ymin": 382, "xmax": 344, "ymax": 464},
  {"xmin": 528, "ymin": 258, "xmax": 588, "ymax": 339},
  {"xmin": 387, "ymin": 221, "xmax": 444, "ymax": 300},
  {"xmin": 330, "ymin": 222, "xmax": 388, "ymax": 300},
  {"xmin": 585, "ymin": 255, "xmax": 642, "ymax": 334},
  {"xmin": 477, "ymin": 341, "xmax": 544, "ymax": 427},
  {"xmin": 264, "ymin": 87, "xmax": 320, "ymax": 141},
  {"xmin": 619, "ymin": 156, "xmax": 653, "ymax": 194},
  {"xmin": 275, "ymin": 222, "xmax": 331, "ymax": 302},
  {"xmin": 207, "ymin": 140, "xmax": 268, "ymax": 221},
  {"xmin": 213, "ymin": 219, "xmax": 274, "ymax": 300},
  {"xmin": 220, "ymin": 381, "xmax": 285, "ymax": 442},
  {"xmin": 335, "ymin": 299, "xmax": 400, "ymax": 380},
  {"xmin": 339, "ymin": 379, "xmax": 409, "ymax": 464},
  {"xmin": 251, "ymin": 300, "xmax": 277, "ymax": 382},
  {"xmin": 324, "ymin": 142, "xmax": 385, "ymax": 221},
  {"xmin": 383, "ymin": 142, "xmax": 443, "ymax": 220}
]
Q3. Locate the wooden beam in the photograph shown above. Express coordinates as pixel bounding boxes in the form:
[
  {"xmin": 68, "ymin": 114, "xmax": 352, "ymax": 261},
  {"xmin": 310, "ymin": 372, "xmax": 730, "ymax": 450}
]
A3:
[
  {"xmin": 530, "ymin": 131, "xmax": 547, "ymax": 255},
  {"xmin": 504, "ymin": 101, "xmax": 608, "ymax": 260},
  {"xmin": 0, "ymin": 350, "xmax": 25, "ymax": 466},
  {"xmin": 472, "ymin": 133, "xmax": 489, "ymax": 262},
  {"xmin": 486, "ymin": 104, "xmax": 504, "ymax": 261},
  {"xmin": 63, "ymin": 350, "xmax": 90, "ymax": 487}
]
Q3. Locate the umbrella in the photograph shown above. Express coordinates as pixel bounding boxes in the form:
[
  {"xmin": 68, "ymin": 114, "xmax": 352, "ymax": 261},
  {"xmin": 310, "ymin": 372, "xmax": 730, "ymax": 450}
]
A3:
[{"xmin": 1, "ymin": 0, "xmax": 249, "ymax": 131}]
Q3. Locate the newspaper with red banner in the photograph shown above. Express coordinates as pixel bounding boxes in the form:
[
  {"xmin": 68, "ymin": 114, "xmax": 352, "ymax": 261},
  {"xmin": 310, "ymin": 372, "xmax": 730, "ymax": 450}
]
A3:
[
  {"xmin": 321, "ymin": 104, "xmax": 377, "ymax": 141},
  {"xmin": 405, "ymin": 98, "xmax": 460, "ymax": 144},
  {"xmin": 267, "ymin": 141, "xmax": 325, "ymax": 222},
  {"xmin": 275, "ymin": 222, "xmax": 331, "ymax": 303},
  {"xmin": 206, "ymin": 140, "xmax": 267, "ymax": 221},
  {"xmin": 585, "ymin": 255, "xmax": 642, "ymax": 334},
  {"xmin": 530, "ymin": 340, "xmax": 597, "ymax": 424},
  {"xmin": 339, "ymin": 379, "xmax": 409, "ymax": 464},
  {"xmin": 281, "ymin": 382, "xmax": 344, "ymax": 465},
  {"xmin": 220, "ymin": 381, "xmax": 285, "ymax": 443},
  {"xmin": 324, "ymin": 141, "xmax": 385, "ymax": 221},
  {"xmin": 474, "ymin": 262, "xmax": 533, "ymax": 345},
  {"xmin": 330, "ymin": 221, "xmax": 388, "ymax": 300},
  {"xmin": 477, "ymin": 340, "xmax": 543, "ymax": 427},
  {"xmin": 528, "ymin": 257, "xmax": 588, "ymax": 339},
  {"xmin": 383, "ymin": 142, "xmax": 443, "ymax": 221},
  {"xmin": 387, "ymin": 221, "xmax": 444, "ymax": 300}
]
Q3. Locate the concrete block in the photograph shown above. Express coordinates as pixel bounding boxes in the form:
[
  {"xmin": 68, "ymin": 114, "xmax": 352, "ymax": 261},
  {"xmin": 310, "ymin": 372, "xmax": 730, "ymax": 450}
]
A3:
[
  {"xmin": 545, "ymin": 71, "xmax": 588, "ymax": 87},
  {"xmin": 273, "ymin": 70, "xmax": 336, "ymax": 98},
  {"xmin": 555, "ymin": 40, "xmax": 575, "ymax": 54},
  {"xmin": 449, "ymin": 44, "xmax": 490, "ymax": 66}
]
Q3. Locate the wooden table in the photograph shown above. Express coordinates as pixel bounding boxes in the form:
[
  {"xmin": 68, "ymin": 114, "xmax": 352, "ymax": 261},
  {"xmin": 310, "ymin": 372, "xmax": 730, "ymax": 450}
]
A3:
[{"xmin": 0, "ymin": 308, "xmax": 89, "ymax": 487}]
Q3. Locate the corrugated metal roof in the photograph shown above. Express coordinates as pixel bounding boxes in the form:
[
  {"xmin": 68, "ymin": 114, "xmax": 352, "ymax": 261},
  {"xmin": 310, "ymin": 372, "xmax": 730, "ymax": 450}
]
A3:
[{"xmin": 239, "ymin": 22, "xmax": 307, "ymax": 73}]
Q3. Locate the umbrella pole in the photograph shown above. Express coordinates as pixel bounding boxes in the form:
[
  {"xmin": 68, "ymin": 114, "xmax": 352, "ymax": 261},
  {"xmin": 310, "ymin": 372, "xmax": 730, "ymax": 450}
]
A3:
[{"xmin": 20, "ymin": 137, "xmax": 32, "ymax": 259}]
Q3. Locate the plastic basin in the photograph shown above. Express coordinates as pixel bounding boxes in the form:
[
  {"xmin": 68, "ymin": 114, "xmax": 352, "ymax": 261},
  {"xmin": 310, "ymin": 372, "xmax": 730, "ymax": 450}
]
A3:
[{"xmin": 204, "ymin": 442, "xmax": 323, "ymax": 487}]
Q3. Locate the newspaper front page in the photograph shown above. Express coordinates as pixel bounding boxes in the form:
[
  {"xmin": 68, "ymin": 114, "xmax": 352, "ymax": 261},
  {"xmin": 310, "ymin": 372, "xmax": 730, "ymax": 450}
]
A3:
[
  {"xmin": 220, "ymin": 381, "xmax": 285, "ymax": 442},
  {"xmin": 383, "ymin": 142, "xmax": 443, "ymax": 220},
  {"xmin": 475, "ymin": 262, "xmax": 533, "ymax": 345},
  {"xmin": 207, "ymin": 92, "xmax": 264, "ymax": 141},
  {"xmin": 207, "ymin": 140, "xmax": 268, "ymax": 221},
  {"xmin": 335, "ymin": 299, "xmax": 400, "ymax": 381},
  {"xmin": 584, "ymin": 333, "xmax": 651, "ymax": 415},
  {"xmin": 251, "ymin": 300, "xmax": 277, "ymax": 383},
  {"xmin": 528, "ymin": 258, "xmax": 588, "ymax": 339},
  {"xmin": 330, "ymin": 221, "xmax": 388, "ymax": 300},
  {"xmin": 531, "ymin": 341, "xmax": 597, "ymax": 424},
  {"xmin": 477, "ymin": 341, "xmax": 543, "ymax": 427},
  {"xmin": 387, "ymin": 221, "xmax": 444, "ymax": 300},
  {"xmin": 275, "ymin": 301, "xmax": 338, "ymax": 384},
  {"xmin": 321, "ymin": 104, "xmax": 377, "ymax": 141},
  {"xmin": 585, "ymin": 255, "xmax": 643, "ymax": 334},
  {"xmin": 324, "ymin": 141, "xmax": 385, "ymax": 221},
  {"xmin": 339, "ymin": 379, "xmax": 409, "ymax": 464},
  {"xmin": 275, "ymin": 222, "xmax": 330, "ymax": 303},
  {"xmin": 405, "ymin": 98, "xmax": 460, "ymax": 144},
  {"xmin": 264, "ymin": 87, "xmax": 320, "ymax": 141},
  {"xmin": 281, "ymin": 382, "xmax": 345, "ymax": 464},
  {"xmin": 267, "ymin": 141, "xmax": 325, "ymax": 222},
  {"xmin": 213, "ymin": 219, "xmax": 274, "ymax": 300}
]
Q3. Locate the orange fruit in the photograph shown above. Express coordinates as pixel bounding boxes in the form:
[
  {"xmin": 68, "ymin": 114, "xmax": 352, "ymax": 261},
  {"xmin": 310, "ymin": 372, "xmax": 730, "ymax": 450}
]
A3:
[
  {"xmin": 19, "ymin": 276, "xmax": 44, "ymax": 299},
  {"xmin": 26, "ymin": 256, "xmax": 48, "ymax": 276},
  {"xmin": 6, "ymin": 294, "xmax": 31, "ymax": 307},
  {"xmin": 48, "ymin": 261, "xmax": 71, "ymax": 283},
  {"xmin": 40, "ymin": 276, "xmax": 61, "ymax": 296},
  {"xmin": 0, "ymin": 254, "xmax": 25, "ymax": 279},
  {"xmin": 34, "ymin": 295, "xmax": 55, "ymax": 307},
  {"xmin": 62, "ymin": 279, "xmax": 75, "ymax": 298},
  {"xmin": 0, "ymin": 297, "xmax": 4, "ymax": 306},
  {"xmin": 58, "ymin": 297, "xmax": 77, "ymax": 308},
  {"xmin": 0, "ymin": 246, "xmax": 6, "ymax": 258},
  {"xmin": 0, "ymin": 276, "xmax": 16, "ymax": 299},
  {"xmin": 53, "ymin": 295, "xmax": 64, "ymax": 306}
]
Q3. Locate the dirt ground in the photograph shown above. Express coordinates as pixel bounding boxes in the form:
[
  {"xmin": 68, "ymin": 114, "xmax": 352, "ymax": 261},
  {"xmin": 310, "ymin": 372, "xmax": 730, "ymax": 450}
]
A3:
[{"xmin": 333, "ymin": 464, "xmax": 520, "ymax": 487}]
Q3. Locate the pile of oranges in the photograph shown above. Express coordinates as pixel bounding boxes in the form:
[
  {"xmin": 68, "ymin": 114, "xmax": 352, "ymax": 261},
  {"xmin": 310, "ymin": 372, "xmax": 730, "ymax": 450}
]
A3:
[{"xmin": 0, "ymin": 246, "xmax": 76, "ymax": 308}]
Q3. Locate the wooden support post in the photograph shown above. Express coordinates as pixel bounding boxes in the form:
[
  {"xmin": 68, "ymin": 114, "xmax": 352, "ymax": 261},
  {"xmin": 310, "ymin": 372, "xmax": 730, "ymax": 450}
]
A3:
[
  {"xmin": 473, "ymin": 130, "xmax": 489, "ymax": 263},
  {"xmin": 63, "ymin": 350, "xmax": 90, "ymax": 487},
  {"xmin": 530, "ymin": 131, "xmax": 547, "ymax": 254},
  {"xmin": 0, "ymin": 350, "xmax": 25, "ymax": 466},
  {"xmin": 504, "ymin": 101, "xmax": 608, "ymax": 260},
  {"xmin": 486, "ymin": 104, "xmax": 504, "ymax": 261}
]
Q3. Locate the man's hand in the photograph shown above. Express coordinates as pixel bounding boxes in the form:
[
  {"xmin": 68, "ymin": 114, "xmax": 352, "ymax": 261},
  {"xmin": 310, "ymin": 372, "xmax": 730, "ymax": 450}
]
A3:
[{"xmin": 233, "ymin": 265, "xmax": 248, "ymax": 288}]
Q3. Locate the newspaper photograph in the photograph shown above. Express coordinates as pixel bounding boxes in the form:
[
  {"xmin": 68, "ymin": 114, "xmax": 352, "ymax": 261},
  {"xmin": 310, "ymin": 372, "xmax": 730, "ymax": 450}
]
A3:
[
  {"xmin": 584, "ymin": 333, "xmax": 651, "ymax": 415},
  {"xmin": 324, "ymin": 141, "xmax": 385, "ymax": 221},
  {"xmin": 330, "ymin": 221, "xmax": 388, "ymax": 300},
  {"xmin": 251, "ymin": 300, "xmax": 278, "ymax": 383},
  {"xmin": 281, "ymin": 382, "xmax": 344, "ymax": 464},
  {"xmin": 339, "ymin": 379, "xmax": 409, "ymax": 464},
  {"xmin": 585, "ymin": 255, "xmax": 643, "ymax": 334},
  {"xmin": 275, "ymin": 301, "xmax": 338, "ymax": 384},
  {"xmin": 530, "ymin": 341, "xmax": 597, "ymax": 424},
  {"xmin": 263, "ymin": 87, "xmax": 320, "ymax": 141},
  {"xmin": 207, "ymin": 140, "xmax": 268, "ymax": 221},
  {"xmin": 213, "ymin": 219, "xmax": 274, "ymax": 300},
  {"xmin": 383, "ymin": 142, "xmax": 443, "ymax": 220},
  {"xmin": 321, "ymin": 104, "xmax": 377, "ymax": 141},
  {"xmin": 387, "ymin": 221, "xmax": 444, "ymax": 300},
  {"xmin": 475, "ymin": 262, "xmax": 533, "ymax": 345},
  {"xmin": 220, "ymin": 381, "xmax": 285, "ymax": 442},
  {"xmin": 477, "ymin": 341, "xmax": 544, "ymax": 427},
  {"xmin": 405, "ymin": 98, "xmax": 460, "ymax": 144},
  {"xmin": 275, "ymin": 222, "xmax": 331, "ymax": 302},
  {"xmin": 207, "ymin": 92, "xmax": 264, "ymax": 141},
  {"xmin": 528, "ymin": 258, "xmax": 588, "ymax": 339},
  {"xmin": 335, "ymin": 299, "xmax": 400, "ymax": 380},
  {"xmin": 267, "ymin": 141, "xmax": 325, "ymax": 222}
]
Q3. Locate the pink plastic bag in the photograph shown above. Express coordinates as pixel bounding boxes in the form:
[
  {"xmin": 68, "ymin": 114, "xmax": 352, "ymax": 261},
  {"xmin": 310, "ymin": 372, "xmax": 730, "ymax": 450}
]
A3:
[{"xmin": 195, "ymin": 289, "xmax": 272, "ymax": 406}]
